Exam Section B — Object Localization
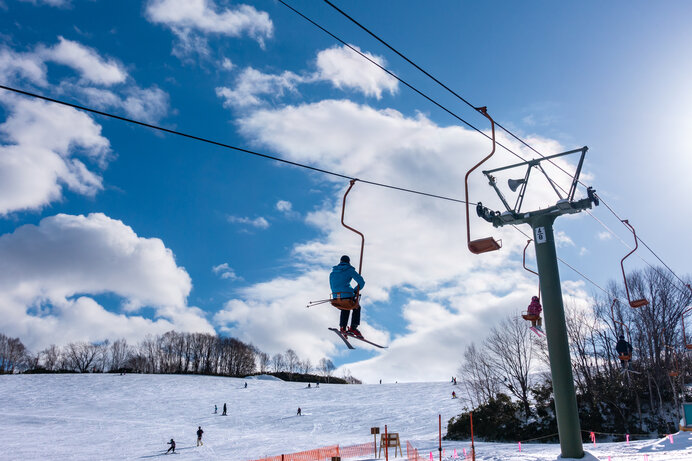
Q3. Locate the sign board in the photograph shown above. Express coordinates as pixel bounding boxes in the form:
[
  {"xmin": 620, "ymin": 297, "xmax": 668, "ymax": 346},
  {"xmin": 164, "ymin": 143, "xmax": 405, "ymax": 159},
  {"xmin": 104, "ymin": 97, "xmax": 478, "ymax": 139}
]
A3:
[{"xmin": 535, "ymin": 227, "xmax": 547, "ymax": 244}]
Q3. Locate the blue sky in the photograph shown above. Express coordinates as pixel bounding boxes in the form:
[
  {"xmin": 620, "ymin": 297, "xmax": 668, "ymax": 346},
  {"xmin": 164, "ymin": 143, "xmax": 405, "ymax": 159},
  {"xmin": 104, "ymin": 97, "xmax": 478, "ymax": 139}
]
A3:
[{"xmin": 0, "ymin": 0, "xmax": 690, "ymax": 383}]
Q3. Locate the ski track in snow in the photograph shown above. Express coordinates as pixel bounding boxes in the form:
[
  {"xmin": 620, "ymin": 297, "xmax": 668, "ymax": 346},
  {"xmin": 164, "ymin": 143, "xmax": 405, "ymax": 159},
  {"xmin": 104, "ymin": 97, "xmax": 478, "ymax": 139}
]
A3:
[{"xmin": 1, "ymin": 374, "xmax": 691, "ymax": 460}]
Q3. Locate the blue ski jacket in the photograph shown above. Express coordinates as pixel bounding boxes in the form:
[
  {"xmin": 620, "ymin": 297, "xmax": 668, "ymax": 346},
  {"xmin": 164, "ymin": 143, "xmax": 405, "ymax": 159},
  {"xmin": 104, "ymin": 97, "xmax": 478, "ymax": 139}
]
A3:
[{"xmin": 329, "ymin": 262, "xmax": 365, "ymax": 298}]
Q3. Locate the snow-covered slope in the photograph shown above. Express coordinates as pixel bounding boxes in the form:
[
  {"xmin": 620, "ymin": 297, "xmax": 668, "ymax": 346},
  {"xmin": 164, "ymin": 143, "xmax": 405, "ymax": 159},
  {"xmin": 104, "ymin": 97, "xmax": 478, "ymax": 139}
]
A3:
[{"xmin": 0, "ymin": 374, "xmax": 691, "ymax": 460}]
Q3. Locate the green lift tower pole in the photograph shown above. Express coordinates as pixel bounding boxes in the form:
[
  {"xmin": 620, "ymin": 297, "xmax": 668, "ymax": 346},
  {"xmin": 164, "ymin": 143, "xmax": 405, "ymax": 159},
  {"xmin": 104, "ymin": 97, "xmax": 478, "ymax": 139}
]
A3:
[
  {"xmin": 472, "ymin": 143, "xmax": 599, "ymax": 459},
  {"xmin": 531, "ymin": 214, "xmax": 583, "ymax": 458}
]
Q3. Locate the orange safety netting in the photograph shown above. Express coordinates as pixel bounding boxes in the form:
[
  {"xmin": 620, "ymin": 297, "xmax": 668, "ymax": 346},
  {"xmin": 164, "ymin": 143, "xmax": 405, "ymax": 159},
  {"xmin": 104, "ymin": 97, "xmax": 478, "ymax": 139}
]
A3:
[
  {"xmin": 248, "ymin": 441, "xmax": 375, "ymax": 461},
  {"xmin": 406, "ymin": 441, "xmax": 422, "ymax": 461}
]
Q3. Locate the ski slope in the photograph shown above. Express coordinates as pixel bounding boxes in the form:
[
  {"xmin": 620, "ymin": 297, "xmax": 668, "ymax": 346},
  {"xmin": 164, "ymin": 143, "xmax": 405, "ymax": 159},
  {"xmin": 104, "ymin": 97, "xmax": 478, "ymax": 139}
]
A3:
[{"xmin": 0, "ymin": 373, "xmax": 691, "ymax": 460}]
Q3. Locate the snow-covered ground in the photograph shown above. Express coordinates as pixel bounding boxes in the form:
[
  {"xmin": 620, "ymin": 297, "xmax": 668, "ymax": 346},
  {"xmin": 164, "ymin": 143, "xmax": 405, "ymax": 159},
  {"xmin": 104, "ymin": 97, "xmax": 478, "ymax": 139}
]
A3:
[{"xmin": 0, "ymin": 373, "xmax": 691, "ymax": 460}]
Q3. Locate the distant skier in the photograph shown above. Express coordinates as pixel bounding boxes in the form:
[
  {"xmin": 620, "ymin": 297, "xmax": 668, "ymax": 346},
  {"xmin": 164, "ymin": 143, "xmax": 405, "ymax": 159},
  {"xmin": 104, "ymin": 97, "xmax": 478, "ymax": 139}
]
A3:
[
  {"xmin": 330, "ymin": 255, "xmax": 365, "ymax": 338},
  {"xmin": 315, "ymin": 382, "xmax": 319, "ymax": 388},
  {"xmin": 196, "ymin": 426, "xmax": 204, "ymax": 446},
  {"xmin": 166, "ymin": 439, "xmax": 176, "ymax": 454},
  {"xmin": 297, "ymin": 407, "xmax": 302, "ymax": 416},
  {"xmin": 222, "ymin": 403, "xmax": 227, "ymax": 416},
  {"xmin": 452, "ymin": 391, "xmax": 457, "ymax": 399},
  {"xmin": 615, "ymin": 335, "xmax": 633, "ymax": 368},
  {"xmin": 244, "ymin": 382, "xmax": 248, "ymax": 388},
  {"xmin": 214, "ymin": 404, "xmax": 217, "ymax": 414},
  {"xmin": 307, "ymin": 383, "xmax": 311, "ymax": 388}
]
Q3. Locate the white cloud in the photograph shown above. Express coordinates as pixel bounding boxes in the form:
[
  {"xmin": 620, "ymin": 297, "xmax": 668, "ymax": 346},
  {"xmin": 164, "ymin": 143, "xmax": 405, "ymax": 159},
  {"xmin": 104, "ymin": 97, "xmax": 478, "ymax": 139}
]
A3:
[
  {"xmin": 0, "ymin": 213, "xmax": 213, "ymax": 350},
  {"xmin": 222, "ymin": 57, "xmax": 234, "ymax": 70},
  {"xmin": 216, "ymin": 67, "xmax": 304, "ymax": 108},
  {"xmin": 555, "ymin": 230, "xmax": 575, "ymax": 247},
  {"xmin": 0, "ymin": 95, "xmax": 110, "ymax": 215},
  {"xmin": 67, "ymin": 84, "xmax": 170, "ymax": 124},
  {"xmin": 212, "ymin": 263, "xmax": 241, "ymax": 281},
  {"xmin": 0, "ymin": 47, "xmax": 47, "ymax": 86},
  {"xmin": 0, "ymin": 41, "xmax": 169, "ymax": 213},
  {"xmin": 41, "ymin": 37, "xmax": 128, "ymax": 86},
  {"xmin": 315, "ymin": 45, "xmax": 398, "ymax": 99},
  {"xmin": 598, "ymin": 231, "xmax": 612, "ymax": 240},
  {"xmin": 20, "ymin": 0, "xmax": 71, "ymax": 6},
  {"xmin": 276, "ymin": 200, "xmax": 292, "ymax": 213},
  {"xmin": 227, "ymin": 215, "xmax": 269, "ymax": 229},
  {"xmin": 210, "ymin": 98, "xmax": 589, "ymax": 381},
  {"xmin": 145, "ymin": 0, "xmax": 273, "ymax": 57},
  {"xmin": 215, "ymin": 45, "xmax": 398, "ymax": 109}
]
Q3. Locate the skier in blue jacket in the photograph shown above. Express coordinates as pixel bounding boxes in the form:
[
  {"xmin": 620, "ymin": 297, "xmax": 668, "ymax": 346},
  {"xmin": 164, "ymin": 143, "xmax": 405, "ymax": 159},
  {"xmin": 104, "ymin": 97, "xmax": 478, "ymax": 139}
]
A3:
[{"xmin": 329, "ymin": 255, "xmax": 365, "ymax": 338}]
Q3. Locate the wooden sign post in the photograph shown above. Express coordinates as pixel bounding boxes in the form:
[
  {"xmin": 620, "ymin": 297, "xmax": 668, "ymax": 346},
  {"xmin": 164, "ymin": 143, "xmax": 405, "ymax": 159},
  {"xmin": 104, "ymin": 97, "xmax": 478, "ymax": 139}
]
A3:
[
  {"xmin": 371, "ymin": 427, "xmax": 380, "ymax": 456},
  {"xmin": 378, "ymin": 432, "xmax": 402, "ymax": 458}
]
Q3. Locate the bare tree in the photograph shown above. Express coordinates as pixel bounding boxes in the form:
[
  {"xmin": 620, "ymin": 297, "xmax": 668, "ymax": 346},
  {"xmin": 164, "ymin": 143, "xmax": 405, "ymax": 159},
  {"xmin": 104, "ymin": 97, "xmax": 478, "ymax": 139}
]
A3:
[
  {"xmin": 301, "ymin": 358, "xmax": 313, "ymax": 375},
  {"xmin": 0, "ymin": 333, "xmax": 28, "ymax": 373},
  {"xmin": 66, "ymin": 342, "xmax": 102, "ymax": 373},
  {"xmin": 484, "ymin": 314, "xmax": 536, "ymax": 419},
  {"xmin": 318, "ymin": 358, "xmax": 335, "ymax": 382},
  {"xmin": 285, "ymin": 349, "xmax": 299, "ymax": 375},
  {"xmin": 272, "ymin": 353, "xmax": 285, "ymax": 372},
  {"xmin": 109, "ymin": 339, "xmax": 131, "ymax": 371},
  {"xmin": 458, "ymin": 342, "xmax": 500, "ymax": 407},
  {"xmin": 39, "ymin": 345, "xmax": 62, "ymax": 371},
  {"xmin": 257, "ymin": 351, "xmax": 270, "ymax": 373}
]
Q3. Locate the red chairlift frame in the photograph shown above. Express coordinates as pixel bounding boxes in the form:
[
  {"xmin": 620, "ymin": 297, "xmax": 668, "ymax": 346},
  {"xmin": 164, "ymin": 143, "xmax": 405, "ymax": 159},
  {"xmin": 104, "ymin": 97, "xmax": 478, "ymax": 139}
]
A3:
[
  {"xmin": 306, "ymin": 179, "xmax": 365, "ymax": 310},
  {"xmin": 341, "ymin": 179, "xmax": 364, "ymax": 275},
  {"xmin": 620, "ymin": 220, "xmax": 649, "ymax": 308},
  {"xmin": 330, "ymin": 179, "xmax": 364, "ymax": 311},
  {"xmin": 464, "ymin": 107, "xmax": 502, "ymax": 254},
  {"xmin": 521, "ymin": 239, "xmax": 542, "ymax": 323}
]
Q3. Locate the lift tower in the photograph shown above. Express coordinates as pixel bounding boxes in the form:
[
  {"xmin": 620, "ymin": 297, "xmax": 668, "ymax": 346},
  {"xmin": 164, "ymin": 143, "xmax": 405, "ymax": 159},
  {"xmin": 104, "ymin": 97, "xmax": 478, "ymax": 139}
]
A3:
[{"xmin": 467, "ymin": 110, "xmax": 598, "ymax": 460}]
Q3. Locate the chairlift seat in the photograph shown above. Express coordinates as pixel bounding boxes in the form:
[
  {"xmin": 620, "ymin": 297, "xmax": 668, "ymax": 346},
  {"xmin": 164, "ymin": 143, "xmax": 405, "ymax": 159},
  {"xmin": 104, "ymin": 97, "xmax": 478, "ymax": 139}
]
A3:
[
  {"xmin": 618, "ymin": 354, "xmax": 631, "ymax": 361},
  {"xmin": 468, "ymin": 237, "xmax": 501, "ymax": 254},
  {"xmin": 686, "ymin": 344, "xmax": 692, "ymax": 350},
  {"xmin": 629, "ymin": 299, "xmax": 649, "ymax": 308},
  {"xmin": 330, "ymin": 293, "xmax": 360, "ymax": 311},
  {"xmin": 669, "ymin": 371, "xmax": 680, "ymax": 377},
  {"xmin": 522, "ymin": 313, "xmax": 540, "ymax": 322}
]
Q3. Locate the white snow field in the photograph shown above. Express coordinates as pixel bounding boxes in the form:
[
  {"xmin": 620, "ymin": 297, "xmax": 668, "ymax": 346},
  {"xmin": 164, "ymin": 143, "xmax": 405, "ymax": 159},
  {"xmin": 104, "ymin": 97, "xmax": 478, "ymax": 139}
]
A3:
[{"xmin": 0, "ymin": 374, "xmax": 691, "ymax": 460}]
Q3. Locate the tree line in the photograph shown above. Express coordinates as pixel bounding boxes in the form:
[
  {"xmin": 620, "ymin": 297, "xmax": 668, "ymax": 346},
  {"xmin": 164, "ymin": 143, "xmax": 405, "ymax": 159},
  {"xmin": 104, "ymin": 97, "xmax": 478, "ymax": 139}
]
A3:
[
  {"xmin": 0, "ymin": 330, "xmax": 346, "ymax": 382},
  {"xmin": 448, "ymin": 266, "xmax": 692, "ymax": 441}
]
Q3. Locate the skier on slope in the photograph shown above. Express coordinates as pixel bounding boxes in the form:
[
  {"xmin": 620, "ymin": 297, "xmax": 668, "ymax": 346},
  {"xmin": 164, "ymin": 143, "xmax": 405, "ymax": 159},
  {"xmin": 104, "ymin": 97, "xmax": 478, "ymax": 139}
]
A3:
[
  {"xmin": 330, "ymin": 255, "xmax": 365, "ymax": 338},
  {"xmin": 166, "ymin": 439, "xmax": 176, "ymax": 454},
  {"xmin": 196, "ymin": 426, "xmax": 204, "ymax": 446}
]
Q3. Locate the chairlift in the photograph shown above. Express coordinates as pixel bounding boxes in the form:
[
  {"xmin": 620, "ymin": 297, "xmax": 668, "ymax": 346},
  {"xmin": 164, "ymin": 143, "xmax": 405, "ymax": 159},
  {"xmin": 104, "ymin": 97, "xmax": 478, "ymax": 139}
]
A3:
[
  {"xmin": 306, "ymin": 179, "xmax": 364, "ymax": 310},
  {"xmin": 620, "ymin": 220, "xmax": 649, "ymax": 308},
  {"xmin": 521, "ymin": 239, "xmax": 541, "ymax": 323},
  {"xmin": 330, "ymin": 179, "xmax": 364, "ymax": 311},
  {"xmin": 464, "ymin": 107, "xmax": 501, "ymax": 254},
  {"xmin": 610, "ymin": 299, "xmax": 632, "ymax": 363}
]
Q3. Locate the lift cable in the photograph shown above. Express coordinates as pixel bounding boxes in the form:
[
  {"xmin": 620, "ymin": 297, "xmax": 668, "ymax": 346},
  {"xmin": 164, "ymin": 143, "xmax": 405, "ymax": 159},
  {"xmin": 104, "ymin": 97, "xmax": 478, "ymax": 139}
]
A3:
[
  {"xmin": 513, "ymin": 226, "xmax": 610, "ymax": 297},
  {"xmin": 316, "ymin": 0, "xmax": 689, "ymax": 292},
  {"xmin": 0, "ymin": 84, "xmax": 471, "ymax": 205},
  {"xmin": 0, "ymin": 85, "xmax": 630, "ymax": 302},
  {"xmin": 275, "ymin": 0, "xmax": 530, "ymax": 165}
]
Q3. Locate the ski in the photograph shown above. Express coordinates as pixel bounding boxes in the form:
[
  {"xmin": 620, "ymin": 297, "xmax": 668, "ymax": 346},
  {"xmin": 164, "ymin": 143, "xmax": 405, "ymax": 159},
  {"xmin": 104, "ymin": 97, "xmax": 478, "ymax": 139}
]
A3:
[
  {"xmin": 343, "ymin": 331, "xmax": 388, "ymax": 349},
  {"xmin": 328, "ymin": 328, "xmax": 355, "ymax": 349},
  {"xmin": 530, "ymin": 326, "xmax": 545, "ymax": 337}
]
